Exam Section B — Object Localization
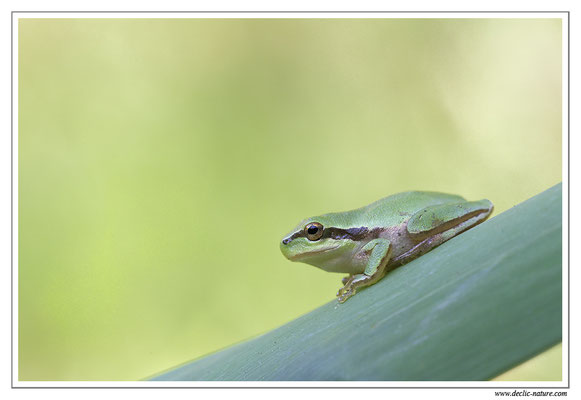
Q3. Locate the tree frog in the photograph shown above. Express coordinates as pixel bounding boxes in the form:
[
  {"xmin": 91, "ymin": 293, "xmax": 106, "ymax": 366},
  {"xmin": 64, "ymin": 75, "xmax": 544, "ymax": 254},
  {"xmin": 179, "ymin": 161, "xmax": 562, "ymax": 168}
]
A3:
[{"xmin": 280, "ymin": 191, "xmax": 493, "ymax": 303}]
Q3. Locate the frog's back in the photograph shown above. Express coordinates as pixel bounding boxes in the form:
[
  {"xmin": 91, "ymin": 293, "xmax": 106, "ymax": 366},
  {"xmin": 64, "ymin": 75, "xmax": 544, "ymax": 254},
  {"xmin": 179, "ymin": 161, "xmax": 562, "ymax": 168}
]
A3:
[
  {"xmin": 355, "ymin": 191, "xmax": 466, "ymax": 228},
  {"xmin": 311, "ymin": 191, "xmax": 466, "ymax": 229}
]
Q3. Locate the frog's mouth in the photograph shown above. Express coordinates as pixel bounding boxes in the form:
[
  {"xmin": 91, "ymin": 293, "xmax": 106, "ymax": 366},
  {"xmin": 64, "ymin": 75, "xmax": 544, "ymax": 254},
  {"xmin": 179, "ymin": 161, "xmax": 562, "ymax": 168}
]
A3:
[{"xmin": 288, "ymin": 244, "xmax": 341, "ymax": 261}]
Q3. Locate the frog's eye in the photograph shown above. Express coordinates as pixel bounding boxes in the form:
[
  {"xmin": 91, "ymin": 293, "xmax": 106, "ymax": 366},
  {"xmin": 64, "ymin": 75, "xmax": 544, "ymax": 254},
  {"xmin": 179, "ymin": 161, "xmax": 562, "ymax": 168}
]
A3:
[{"xmin": 304, "ymin": 222, "xmax": 324, "ymax": 241}]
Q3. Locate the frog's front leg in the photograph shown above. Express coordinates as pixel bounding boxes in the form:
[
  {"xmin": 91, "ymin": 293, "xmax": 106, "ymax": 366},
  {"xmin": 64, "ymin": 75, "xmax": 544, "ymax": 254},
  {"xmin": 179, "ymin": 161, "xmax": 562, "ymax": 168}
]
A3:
[{"xmin": 337, "ymin": 238, "xmax": 392, "ymax": 303}]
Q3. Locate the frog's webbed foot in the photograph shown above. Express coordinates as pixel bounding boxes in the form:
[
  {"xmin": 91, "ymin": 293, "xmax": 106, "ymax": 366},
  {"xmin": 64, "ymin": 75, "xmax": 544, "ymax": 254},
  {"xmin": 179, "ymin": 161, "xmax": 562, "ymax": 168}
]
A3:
[
  {"xmin": 337, "ymin": 287, "xmax": 355, "ymax": 303},
  {"xmin": 337, "ymin": 276, "xmax": 355, "ymax": 303},
  {"xmin": 336, "ymin": 274, "xmax": 371, "ymax": 303}
]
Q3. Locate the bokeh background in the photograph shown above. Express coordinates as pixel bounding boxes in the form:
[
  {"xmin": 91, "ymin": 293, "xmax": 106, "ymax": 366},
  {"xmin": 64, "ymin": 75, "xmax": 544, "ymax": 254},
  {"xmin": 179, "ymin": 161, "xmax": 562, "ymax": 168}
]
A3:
[{"xmin": 18, "ymin": 18, "xmax": 562, "ymax": 381}]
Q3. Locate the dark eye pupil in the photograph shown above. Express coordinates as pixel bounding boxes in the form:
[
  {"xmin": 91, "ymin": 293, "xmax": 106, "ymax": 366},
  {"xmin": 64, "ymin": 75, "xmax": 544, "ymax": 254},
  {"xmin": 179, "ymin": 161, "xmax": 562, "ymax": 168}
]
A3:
[{"xmin": 307, "ymin": 225, "xmax": 319, "ymax": 235}]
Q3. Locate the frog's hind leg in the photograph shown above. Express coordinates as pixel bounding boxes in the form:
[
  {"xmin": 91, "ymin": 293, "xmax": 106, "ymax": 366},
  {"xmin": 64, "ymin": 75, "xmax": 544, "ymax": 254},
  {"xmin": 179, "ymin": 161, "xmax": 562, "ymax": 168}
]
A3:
[{"xmin": 392, "ymin": 199, "xmax": 493, "ymax": 266}]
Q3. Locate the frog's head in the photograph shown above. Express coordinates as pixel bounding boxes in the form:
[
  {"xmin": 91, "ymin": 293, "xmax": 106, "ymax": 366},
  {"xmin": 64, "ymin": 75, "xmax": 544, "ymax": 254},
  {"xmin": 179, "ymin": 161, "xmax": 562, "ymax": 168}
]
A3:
[{"xmin": 280, "ymin": 215, "xmax": 365, "ymax": 273}]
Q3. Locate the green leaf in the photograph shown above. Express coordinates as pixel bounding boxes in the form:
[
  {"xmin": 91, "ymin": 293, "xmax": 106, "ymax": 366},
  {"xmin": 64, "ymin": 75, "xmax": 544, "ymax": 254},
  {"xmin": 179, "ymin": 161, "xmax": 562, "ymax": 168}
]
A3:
[{"xmin": 150, "ymin": 183, "xmax": 562, "ymax": 381}]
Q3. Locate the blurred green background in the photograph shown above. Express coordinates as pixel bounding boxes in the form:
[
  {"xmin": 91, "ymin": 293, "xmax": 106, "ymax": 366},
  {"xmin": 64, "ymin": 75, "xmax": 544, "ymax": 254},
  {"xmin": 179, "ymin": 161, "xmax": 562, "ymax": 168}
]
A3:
[{"xmin": 18, "ymin": 18, "xmax": 562, "ymax": 381}]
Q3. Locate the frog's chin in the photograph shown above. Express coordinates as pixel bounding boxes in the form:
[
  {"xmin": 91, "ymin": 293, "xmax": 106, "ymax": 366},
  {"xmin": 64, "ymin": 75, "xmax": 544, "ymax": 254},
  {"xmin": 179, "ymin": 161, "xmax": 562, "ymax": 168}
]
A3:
[{"xmin": 288, "ymin": 245, "xmax": 341, "ymax": 261}]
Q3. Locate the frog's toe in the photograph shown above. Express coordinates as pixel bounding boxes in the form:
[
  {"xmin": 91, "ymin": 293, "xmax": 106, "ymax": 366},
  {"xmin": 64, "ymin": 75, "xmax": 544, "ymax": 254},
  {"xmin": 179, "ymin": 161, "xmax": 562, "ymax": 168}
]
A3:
[
  {"xmin": 336, "ymin": 284, "xmax": 350, "ymax": 297},
  {"xmin": 337, "ymin": 288, "xmax": 356, "ymax": 303}
]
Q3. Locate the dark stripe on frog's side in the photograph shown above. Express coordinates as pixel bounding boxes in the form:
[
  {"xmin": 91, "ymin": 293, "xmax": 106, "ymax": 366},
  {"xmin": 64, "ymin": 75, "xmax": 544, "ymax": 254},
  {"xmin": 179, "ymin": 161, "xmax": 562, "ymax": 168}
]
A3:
[
  {"xmin": 282, "ymin": 226, "xmax": 376, "ymax": 245},
  {"xmin": 325, "ymin": 226, "xmax": 370, "ymax": 241}
]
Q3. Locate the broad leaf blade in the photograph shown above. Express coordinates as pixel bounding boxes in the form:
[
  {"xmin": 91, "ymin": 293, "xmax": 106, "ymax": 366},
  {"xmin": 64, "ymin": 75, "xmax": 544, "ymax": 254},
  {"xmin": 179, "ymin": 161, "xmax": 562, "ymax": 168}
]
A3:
[{"xmin": 151, "ymin": 183, "xmax": 562, "ymax": 381}]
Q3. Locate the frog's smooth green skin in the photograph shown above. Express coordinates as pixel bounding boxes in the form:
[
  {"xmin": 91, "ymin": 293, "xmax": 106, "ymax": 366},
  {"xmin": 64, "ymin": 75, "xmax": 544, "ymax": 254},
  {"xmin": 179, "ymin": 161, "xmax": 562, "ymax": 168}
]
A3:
[{"xmin": 280, "ymin": 192, "xmax": 493, "ymax": 303}]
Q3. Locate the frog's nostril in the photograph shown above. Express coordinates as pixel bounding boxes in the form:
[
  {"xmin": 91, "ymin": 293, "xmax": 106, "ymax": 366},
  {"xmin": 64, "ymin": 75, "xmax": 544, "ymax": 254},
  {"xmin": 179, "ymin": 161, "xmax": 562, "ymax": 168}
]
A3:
[{"xmin": 282, "ymin": 238, "xmax": 291, "ymax": 245}]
